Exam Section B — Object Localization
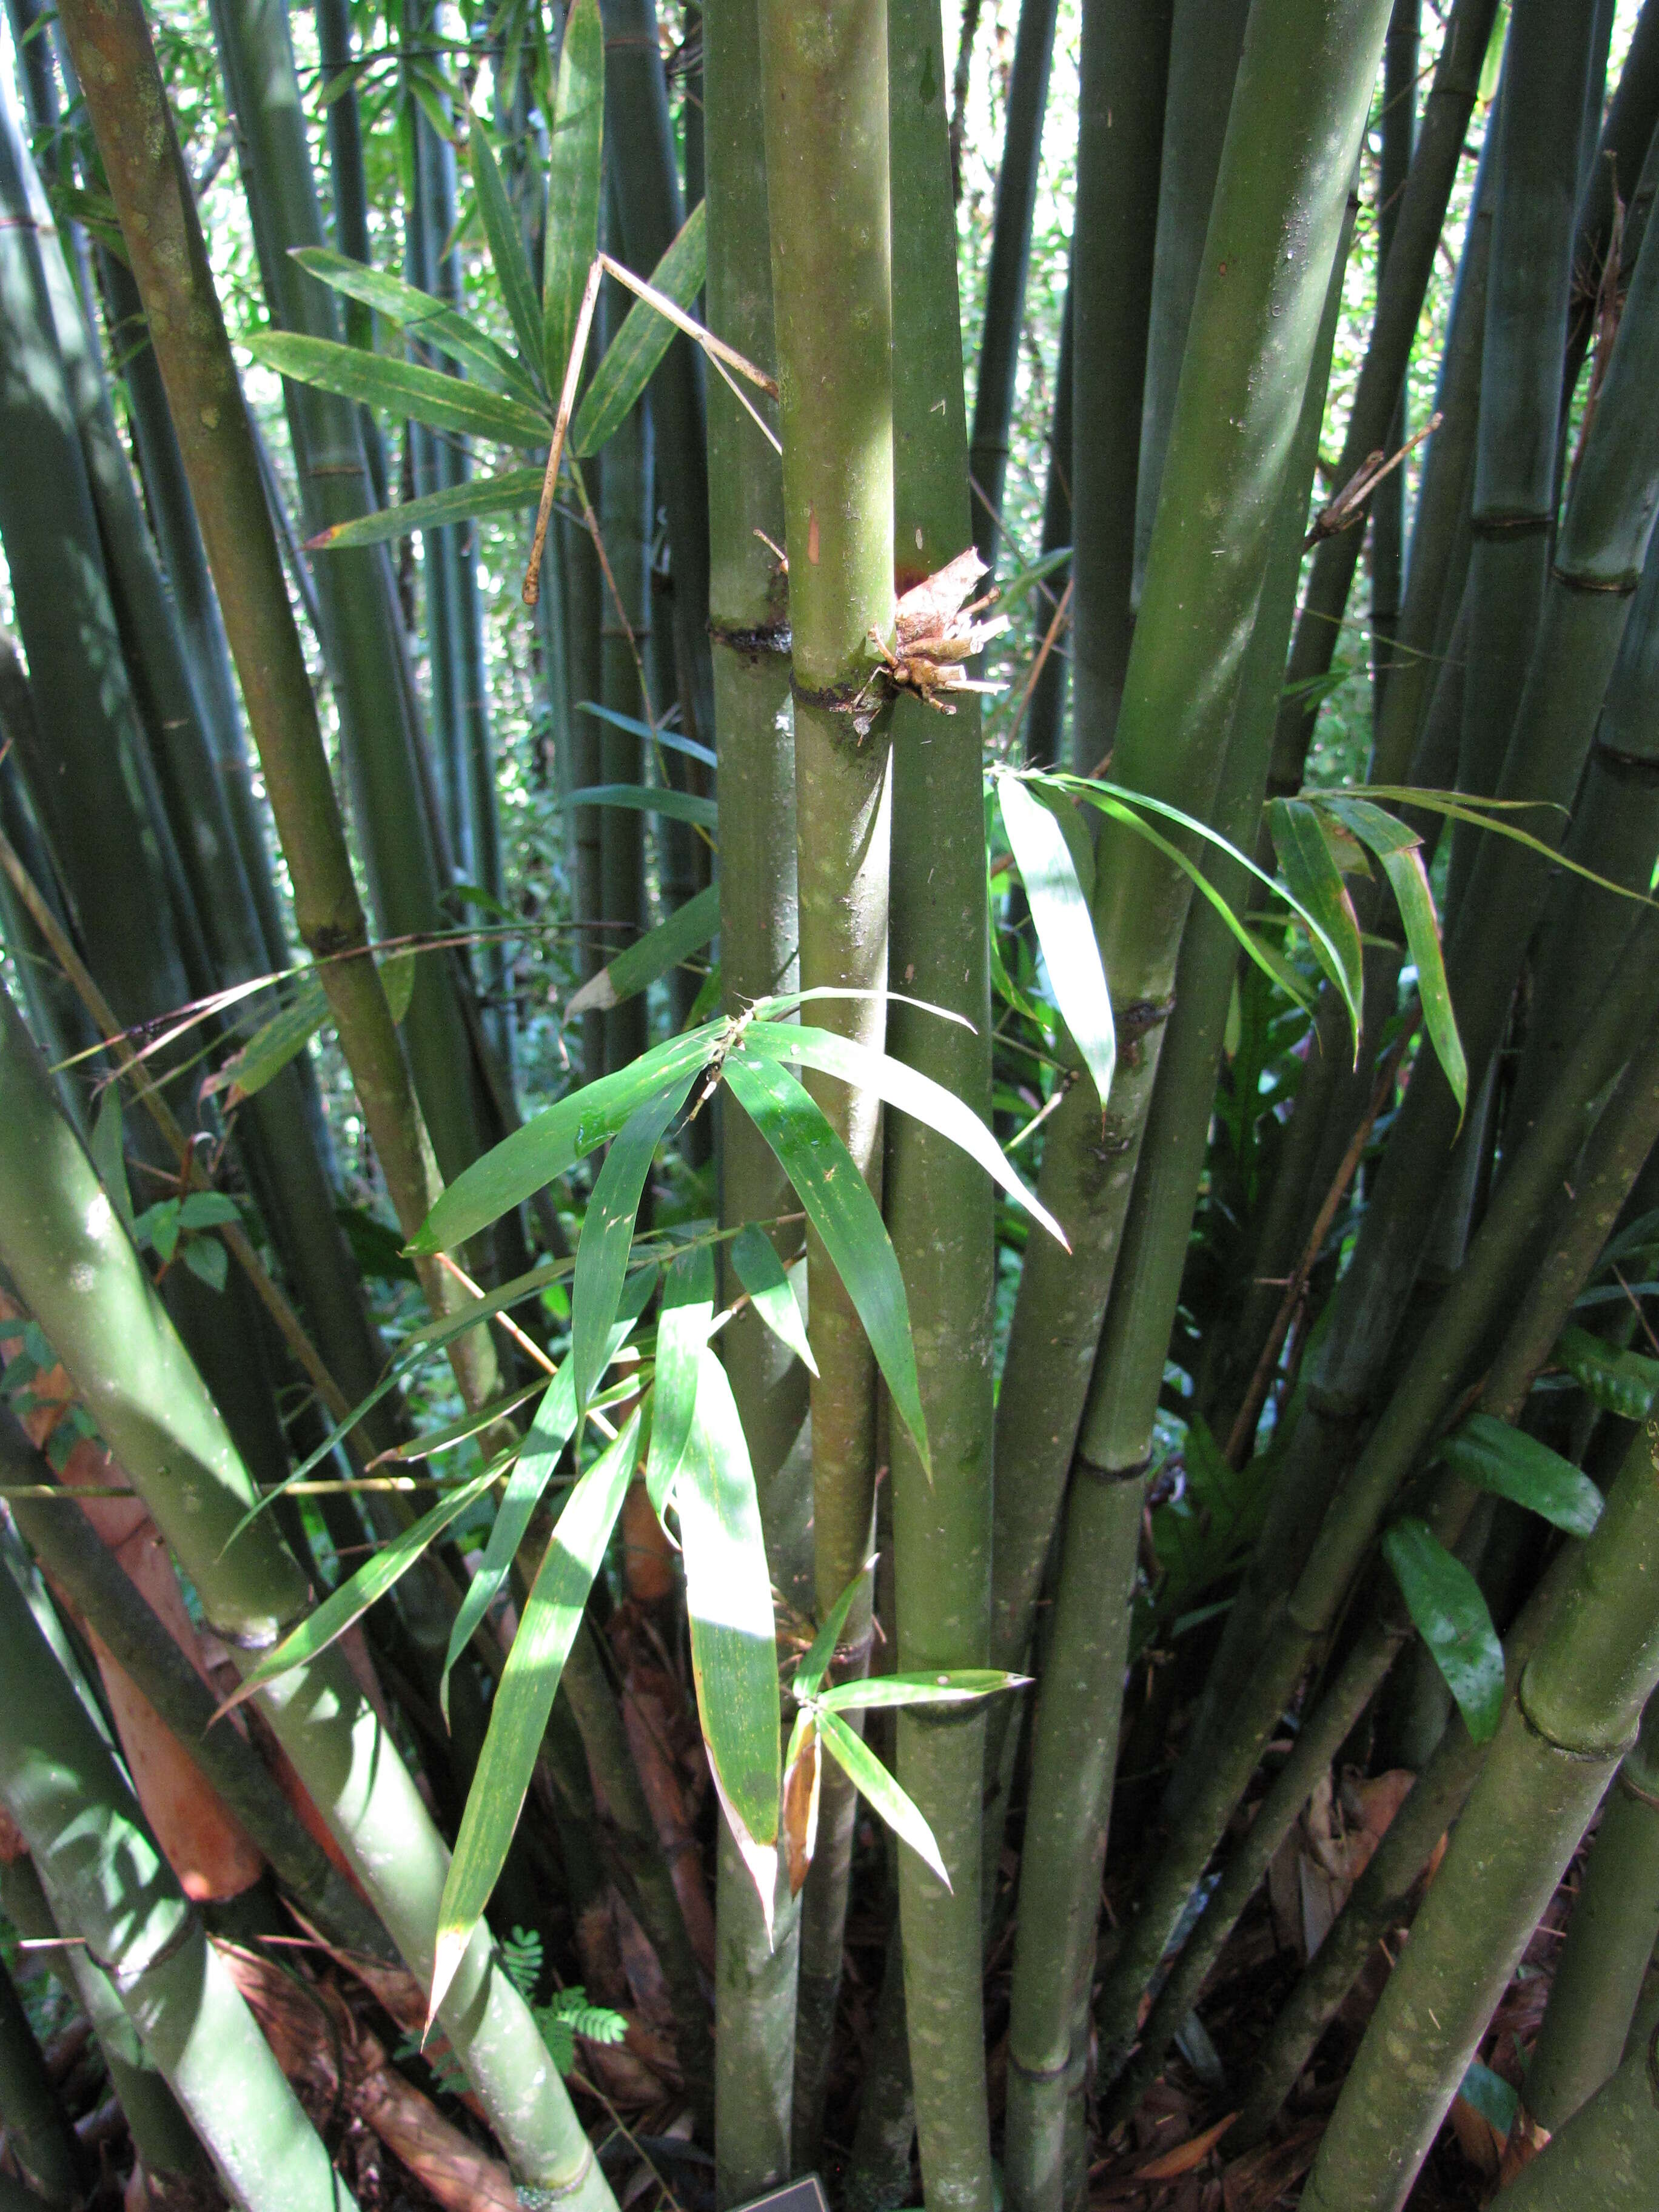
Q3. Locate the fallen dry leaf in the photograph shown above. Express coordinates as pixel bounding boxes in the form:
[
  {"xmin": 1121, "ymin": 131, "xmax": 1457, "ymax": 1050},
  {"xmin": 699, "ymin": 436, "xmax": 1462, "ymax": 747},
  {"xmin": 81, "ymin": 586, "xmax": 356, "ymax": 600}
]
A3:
[{"xmin": 1133, "ymin": 2113, "xmax": 1238, "ymax": 2182}]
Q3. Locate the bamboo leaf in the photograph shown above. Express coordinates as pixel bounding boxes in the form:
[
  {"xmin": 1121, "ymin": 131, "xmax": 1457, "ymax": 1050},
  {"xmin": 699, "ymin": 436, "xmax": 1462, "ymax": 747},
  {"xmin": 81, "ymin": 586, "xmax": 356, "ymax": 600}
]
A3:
[
  {"xmin": 543, "ymin": 0, "xmax": 603, "ymax": 397},
  {"xmin": 1355, "ymin": 787, "xmax": 1656, "ymax": 907},
  {"xmin": 227, "ymin": 1469, "xmax": 498, "ymax": 1707},
  {"xmin": 467, "ymin": 119, "xmax": 546, "ymax": 382},
  {"xmin": 1382, "ymin": 1517, "xmax": 1504, "ymax": 1742},
  {"xmin": 794, "ymin": 1564, "xmax": 870, "ymax": 1702},
  {"xmin": 1267, "ymin": 799, "xmax": 1364, "ymax": 1043},
  {"xmin": 381, "ymin": 949, "xmax": 417, "ymax": 1024},
  {"xmin": 565, "ymin": 782, "xmax": 720, "ymax": 830},
  {"xmin": 90, "ymin": 1091, "xmax": 133, "ymax": 1228},
  {"xmin": 738, "ymin": 1022, "xmax": 1068, "ymax": 1248},
  {"xmin": 722, "ymin": 1050, "xmax": 930, "ymax": 1474},
  {"xmin": 566, "ymin": 883, "xmax": 720, "ymax": 1018},
  {"xmin": 781, "ymin": 1709, "xmax": 820, "ymax": 1895},
  {"xmin": 212, "ymin": 974, "xmax": 327, "ymax": 1100},
  {"xmin": 571, "ymin": 201, "xmax": 707, "ymax": 457},
  {"xmin": 1436, "ymin": 1413, "xmax": 1603, "ymax": 1539},
  {"xmin": 817, "ymin": 1668, "xmax": 1028, "ymax": 1714},
  {"xmin": 677, "ymin": 1350, "xmax": 782, "ymax": 1889},
  {"xmin": 1555, "ymin": 1325, "xmax": 1659, "ymax": 1421},
  {"xmin": 412, "ymin": 1025, "xmax": 720, "ymax": 1252},
  {"xmin": 247, "ymin": 330, "xmax": 549, "ymax": 447},
  {"xmin": 571, "ymin": 1074, "xmax": 695, "ymax": 1411},
  {"xmin": 729, "ymin": 1224, "xmax": 816, "ymax": 1375},
  {"xmin": 816, "ymin": 1708, "xmax": 950, "ymax": 1887},
  {"xmin": 432, "ymin": 1409, "xmax": 642, "ymax": 2017},
  {"xmin": 438, "ymin": 1273, "xmax": 654, "ymax": 1717},
  {"xmin": 290, "ymin": 246, "xmax": 542, "ymax": 407},
  {"xmin": 305, "ymin": 467, "xmax": 547, "ymax": 551},
  {"xmin": 997, "ymin": 775, "xmax": 1114, "ymax": 1108},
  {"xmin": 575, "ymin": 700, "xmax": 717, "ymax": 769},
  {"xmin": 644, "ymin": 1244, "xmax": 717, "ymax": 1514}
]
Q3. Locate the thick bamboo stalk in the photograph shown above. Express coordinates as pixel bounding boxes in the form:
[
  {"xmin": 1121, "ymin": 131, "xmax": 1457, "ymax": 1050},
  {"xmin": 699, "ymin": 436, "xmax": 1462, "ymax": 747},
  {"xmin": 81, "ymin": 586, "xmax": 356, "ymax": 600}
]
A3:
[
  {"xmin": 757, "ymin": 0, "xmax": 896, "ymax": 2161},
  {"xmin": 883, "ymin": 4, "xmax": 995, "ymax": 2206},
  {"xmin": 598, "ymin": 275, "xmax": 652, "ymax": 1081},
  {"xmin": 703, "ymin": 0, "xmax": 808, "ymax": 2186},
  {"xmin": 1489, "ymin": 2028, "xmax": 1659, "ymax": 2210},
  {"xmin": 1370, "ymin": 0, "xmax": 1419, "ymax": 711},
  {"xmin": 965, "ymin": 0, "xmax": 1057, "ymax": 561},
  {"xmin": 314, "ymin": 0, "xmax": 388, "ymax": 506},
  {"xmin": 0, "ymin": 990, "xmax": 614, "ymax": 2207},
  {"xmin": 988, "ymin": 0, "xmax": 1392, "ymax": 1732},
  {"xmin": 1563, "ymin": 0, "xmax": 1659, "ymax": 401},
  {"xmin": 0, "ymin": 1953, "xmax": 83, "ymax": 2208},
  {"xmin": 1022, "ymin": 257, "xmax": 1073, "ymax": 769},
  {"xmin": 1301, "ymin": 1409, "xmax": 1659, "ymax": 2211},
  {"xmin": 0, "ymin": 1550, "xmax": 357, "ymax": 2212},
  {"xmin": 1065, "ymin": 0, "xmax": 1170, "ymax": 772}
]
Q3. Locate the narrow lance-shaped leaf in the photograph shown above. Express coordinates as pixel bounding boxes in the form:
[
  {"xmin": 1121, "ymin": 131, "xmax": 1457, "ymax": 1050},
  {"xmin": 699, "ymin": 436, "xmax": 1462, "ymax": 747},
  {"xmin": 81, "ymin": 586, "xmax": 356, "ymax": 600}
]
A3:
[
  {"xmin": 781, "ymin": 1708, "xmax": 821, "ymax": 1897},
  {"xmin": 571, "ymin": 1073, "xmax": 696, "ymax": 1411},
  {"xmin": 722, "ymin": 1050, "xmax": 930, "ymax": 1475},
  {"xmin": 413, "ymin": 1024, "xmax": 720, "ymax": 1252},
  {"xmin": 467, "ymin": 117, "xmax": 546, "ymax": 383},
  {"xmin": 644, "ymin": 1244, "xmax": 717, "ymax": 1513},
  {"xmin": 997, "ymin": 774, "xmax": 1114, "ymax": 1109},
  {"xmin": 577, "ymin": 700, "xmax": 718, "ymax": 769},
  {"xmin": 1382, "ymin": 1517, "xmax": 1504, "ymax": 1743},
  {"xmin": 246, "ymin": 330, "xmax": 550, "ymax": 447},
  {"xmin": 305, "ymin": 467, "xmax": 547, "ymax": 552},
  {"xmin": 1322, "ymin": 794, "xmax": 1467, "ymax": 1113},
  {"xmin": 677, "ymin": 1350, "xmax": 782, "ymax": 1915},
  {"xmin": 794, "ymin": 1561, "xmax": 872, "ymax": 1701},
  {"xmin": 739, "ymin": 1021, "xmax": 1068, "ymax": 1248},
  {"xmin": 565, "ymin": 782, "xmax": 720, "ymax": 830},
  {"xmin": 567, "ymin": 882, "xmax": 720, "ymax": 1019},
  {"xmin": 730, "ymin": 1223, "xmax": 816, "ymax": 1375},
  {"xmin": 571, "ymin": 201, "xmax": 708, "ymax": 457},
  {"xmin": 816, "ymin": 1707, "xmax": 950, "ymax": 1887},
  {"xmin": 432, "ymin": 1408, "xmax": 643, "ymax": 2018},
  {"xmin": 1267, "ymin": 798, "xmax": 1364, "ymax": 1046},
  {"xmin": 1436, "ymin": 1413, "xmax": 1604, "ymax": 1538},
  {"xmin": 1554, "ymin": 1324, "xmax": 1659, "ymax": 1420},
  {"xmin": 543, "ymin": 0, "xmax": 603, "ymax": 397},
  {"xmin": 289, "ymin": 246, "xmax": 542, "ymax": 406},
  {"xmin": 817, "ymin": 1669, "xmax": 1029, "ymax": 1714}
]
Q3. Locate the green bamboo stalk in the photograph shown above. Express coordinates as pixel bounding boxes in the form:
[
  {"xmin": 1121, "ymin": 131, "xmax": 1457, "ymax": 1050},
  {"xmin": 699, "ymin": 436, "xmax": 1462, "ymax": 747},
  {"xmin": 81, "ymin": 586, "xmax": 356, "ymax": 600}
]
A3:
[
  {"xmin": 0, "ymin": 1542, "xmax": 357, "ymax": 2212},
  {"xmin": 1492, "ymin": 2028, "xmax": 1659, "ymax": 2211},
  {"xmin": 1522, "ymin": 1691, "xmax": 1659, "ymax": 2133},
  {"xmin": 0, "ymin": 988, "xmax": 614, "ymax": 2206},
  {"xmin": 1003, "ymin": 200, "xmax": 1355, "ymax": 2195},
  {"xmin": 1562, "ymin": 0, "xmax": 1659, "ymax": 401},
  {"xmin": 0, "ymin": 1408, "xmax": 389, "ymax": 1959},
  {"xmin": 314, "ymin": 0, "xmax": 389, "ymax": 507},
  {"xmin": 844, "ymin": 1934, "xmax": 914, "ymax": 2212},
  {"xmin": 0, "ymin": 1952, "xmax": 83, "ymax": 2208},
  {"xmin": 1301, "ymin": 1410, "xmax": 1659, "ymax": 2211},
  {"xmin": 1094, "ymin": 896, "xmax": 1659, "ymax": 2085},
  {"xmin": 566, "ymin": 506, "xmax": 609, "ymax": 1082},
  {"xmin": 757, "ymin": 0, "xmax": 896, "ymax": 2162},
  {"xmin": 883, "ymin": 4, "xmax": 994, "ymax": 2206},
  {"xmin": 1370, "ymin": 0, "xmax": 1419, "ymax": 712},
  {"xmin": 1130, "ymin": 0, "xmax": 1251, "ymax": 601},
  {"xmin": 1064, "ymin": 0, "xmax": 1170, "ymax": 772},
  {"xmin": 1273, "ymin": 0, "xmax": 1500, "ymax": 788},
  {"xmin": 965, "ymin": 0, "xmax": 1057, "ymax": 561},
  {"xmin": 598, "ymin": 270, "xmax": 652, "ymax": 1082},
  {"xmin": 0, "ymin": 1854, "xmax": 210, "ymax": 2191},
  {"xmin": 703, "ymin": 0, "xmax": 809, "ymax": 2184},
  {"xmin": 1022, "ymin": 255, "xmax": 1072, "ymax": 769},
  {"xmin": 988, "ymin": 0, "xmax": 1392, "ymax": 1737}
]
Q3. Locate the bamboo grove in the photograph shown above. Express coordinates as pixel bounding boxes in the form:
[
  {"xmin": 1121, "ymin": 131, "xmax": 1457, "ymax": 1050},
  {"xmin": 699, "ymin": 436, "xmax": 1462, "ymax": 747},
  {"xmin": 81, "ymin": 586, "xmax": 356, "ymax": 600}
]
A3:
[{"xmin": 3, "ymin": 0, "xmax": 1659, "ymax": 2206}]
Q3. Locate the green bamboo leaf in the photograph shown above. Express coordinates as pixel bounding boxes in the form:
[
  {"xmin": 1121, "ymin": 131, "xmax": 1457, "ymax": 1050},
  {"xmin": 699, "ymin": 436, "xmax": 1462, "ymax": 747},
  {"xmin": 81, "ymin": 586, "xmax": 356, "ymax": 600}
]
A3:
[
  {"xmin": 738, "ymin": 1022, "xmax": 1067, "ymax": 1248},
  {"xmin": 997, "ymin": 775, "xmax": 1114, "ymax": 1108},
  {"xmin": 571, "ymin": 201, "xmax": 707, "ymax": 457},
  {"xmin": 644, "ymin": 1244, "xmax": 717, "ymax": 1514},
  {"xmin": 437, "ymin": 1273, "xmax": 654, "ymax": 1717},
  {"xmin": 575, "ymin": 700, "xmax": 717, "ymax": 769},
  {"xmin": 1355, "ymin": 787, "xmax": 1656, "ymax": 908},
  {"xmin": 722, "ymin": 1050, "xmax": 930, "ymax": 1475},
  {"xmin": 794, "ymin": 1564, "xmax": 870, "ymax": 1702},
  {"xmin": 1436, "ymin": 1413, "xmax": 1603, "ymax": 1538},
  {"xmin": 1267, "ymin": 799, "xmax": 1364, "ymax": 1043},
  {"xmin": 247, "ymin": 330, "xmax": 549, "ymax": 447},
  {"xmin": 213, "ymin": 974, "xmax": 327, "ymax": 1099},
  {"xmin": 815, "ymin": 1708, "xmax": 950, "ymax": 1886},
  {"xmin": 467, "ymin": 119, "xmax": 546, "ymax": 383},
  {"xmin": 90, "ymin": 1091, "xmax": 132, "ymax": 1228},
  {"xmin": 412, "ymin": 1025, "xmax": 720, "ymax": 1252},
  {"xmin": 381, "ymin": 949, "xmax": 417, "ymax": 1024},
  {"xmin": 1382, "ymin": 1516, "xmax": 1504, "ymax": 1742},
  {"xmin": 817, "ymin": 1669, "xmax": 1028, "ymax": 1714},
  {"xmin": 305, "ymin": 467, "xmax": 547, "ymax": 551},
  {"xmin": 1555, "ymin": 1324, "xmax": 1659, "ymax": 1421},
  {"xmin": 386, "ymin": 1378, "xmax": 546, "ymax": 1461},
  {"xmin": 227, "ymin": 1468, "xmax": 499, "ymax": 1706},
  {"xmin": 1460, "ymin": 2059, "xmax": 1520, "ymax": 2138},
  {"xmin": 565, "ymin": 783, "xmax": 720, "ymax": 830},
  {"xmin": 677, "ymin": 1349, "xmax": 781, "ymax": 1866},
  {"xmin": 543, "ymin": 0, "xmax": 603, "ymax": 398},
  {"xmin": 572, "ymin": 1074, "xmax": 696, "ymax": 1411},
  {"xmin": 290, "ymin": 246, "xmax": 542, "ymax": 407},
  {"xmin": 432, "ymin": 1409, "xmax": 642, "ymax": 2016},
  {"xmin": 566, "ymin": 882, "xmax": 720, "ymax": 1019},
  {"xmin": 729, "ymin": 1224, "xmax": 816, "ymax": 1376}
]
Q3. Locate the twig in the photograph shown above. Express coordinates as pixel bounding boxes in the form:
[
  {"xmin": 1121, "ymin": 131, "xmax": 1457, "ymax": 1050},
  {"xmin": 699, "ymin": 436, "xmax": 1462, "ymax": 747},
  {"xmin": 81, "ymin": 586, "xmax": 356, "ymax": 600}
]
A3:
[
  {"xmin": 523, "ymin": 255, "xmax": 603, "ymax": 607},
  {"xmin": 1302, "ymin": 413, "xmax": 1443, "ymax": 549}
]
